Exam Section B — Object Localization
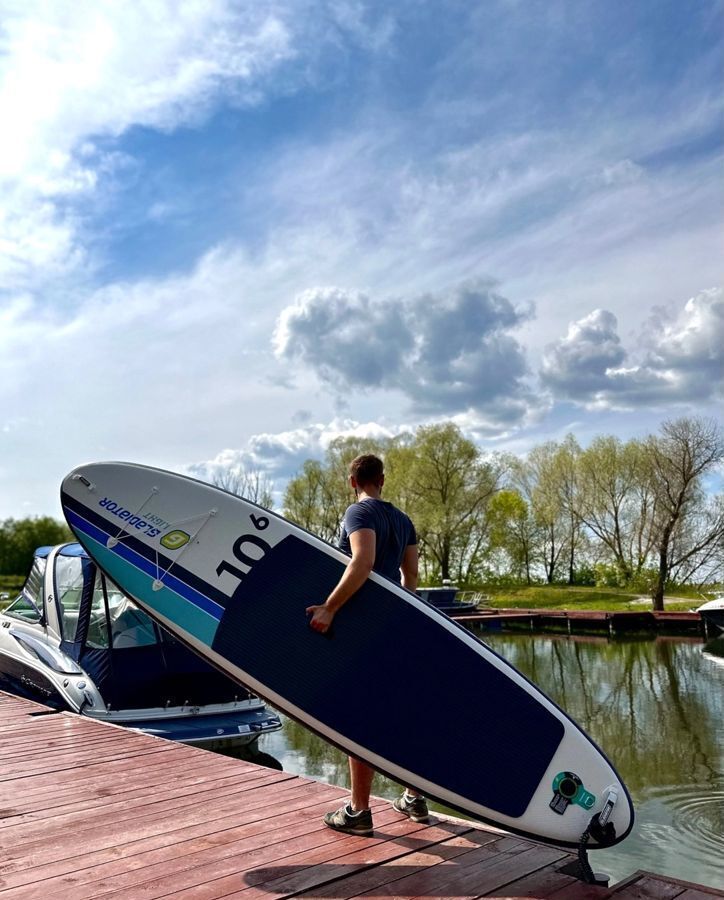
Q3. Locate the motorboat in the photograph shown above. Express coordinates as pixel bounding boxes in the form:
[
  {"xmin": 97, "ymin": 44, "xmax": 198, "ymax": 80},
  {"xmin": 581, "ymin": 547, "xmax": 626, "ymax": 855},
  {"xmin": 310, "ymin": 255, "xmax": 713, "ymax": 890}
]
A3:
[
  {"xmin": 696, "ymin": 593, "xmax": 724, "ymax": 635},
  {"xmin": 417, "ymin": 584, "xmax": 482, "ymax": 616},
  {"xmin": 0, "ymin": 543, "xmax": 282, "ymax": 746}
]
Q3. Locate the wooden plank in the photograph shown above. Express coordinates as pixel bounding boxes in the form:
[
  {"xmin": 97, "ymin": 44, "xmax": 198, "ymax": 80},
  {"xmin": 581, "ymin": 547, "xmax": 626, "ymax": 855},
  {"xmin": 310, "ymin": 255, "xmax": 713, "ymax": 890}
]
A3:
[
  {"xmin": 406, "ymin": 844, "xmax": 570, "ymax": 900},
  {"xmin": 221, "ymin": 835, "xmax": 526, "ymax": 900},
  {"xmin": 0, "ymin": 786, "xmax": 351, "ymax": 898},
  {"xmin": 0, "ymin": 757, "xmax": 269, "ymax": 826},
  {"xmin": 70, "ymin": 797, "xmax": 400, "ymax": 899},
  {"xmin": 610, "ymin": 873, "xmax": 686, "ymax": 899},
  {"xmin": 294, "ymin": 832, "xmax": 493, "ymax": 899},
  {"xmin": 0, "ymin": 753, "xmax": 244, "ymax": 819},
  {"xmin": 676, "ymin": 892, "xmax": 724, "ymax": 900},
  {"xmin": 0, "ymin": 739, "xmax": 176, "ymax": 782},
  {"xmin": 0, "ymin": 783, "xmax": 349, "ymax": 895},
  {"xmin": 489, "ymin": 866, "xmax": 583, "ymax": 898},
  {"xmin": 612, "ymin": 872, "xmax": 724, "ymax": 899},
  {"xmin": 1, "ymin": 767, "xmax": 296, "ymax": 859},
  {"xmin": 544, "ymin": 879, "xmax": 613, "ymax": 899},
  {"xmin": 0, "ymin": 767, "xmax": 296, "ymax": 843},
  {"xmin": 120, "ymin": 812, "xmax": 472, "ymax": 900}
]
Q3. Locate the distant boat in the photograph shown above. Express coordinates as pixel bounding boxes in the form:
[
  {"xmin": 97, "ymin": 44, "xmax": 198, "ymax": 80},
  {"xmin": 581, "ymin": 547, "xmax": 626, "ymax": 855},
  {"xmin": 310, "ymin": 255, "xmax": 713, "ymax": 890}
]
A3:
[
  {"xmin": 417, "ymin": 584, "xmax": 482, "ymax": 616},
  {"xmin": 0, "ymin": 543, "xmax": 282, "ymax": 746},
  {"xmin": 696, "ymin": 593, "xmax": 724, "ymax": 635}
]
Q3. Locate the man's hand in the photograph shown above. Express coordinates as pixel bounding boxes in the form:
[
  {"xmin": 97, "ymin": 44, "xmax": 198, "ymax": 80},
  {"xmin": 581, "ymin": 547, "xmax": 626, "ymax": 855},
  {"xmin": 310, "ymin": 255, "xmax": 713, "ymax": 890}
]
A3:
[{"xmin": 306, "ymin": 603, "xmax": 335, "ymax": 634}]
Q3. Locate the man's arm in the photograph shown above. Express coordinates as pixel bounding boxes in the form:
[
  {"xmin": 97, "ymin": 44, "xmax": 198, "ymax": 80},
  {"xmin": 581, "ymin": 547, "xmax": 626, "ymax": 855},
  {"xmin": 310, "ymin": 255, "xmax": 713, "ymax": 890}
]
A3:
[
  {"xmin": 307, "ymin": 529, "xmax": 375, "ymax": 633},
  {"xmin": 401, "ymin": 543, "xmax": 418, "ymax": 593}
]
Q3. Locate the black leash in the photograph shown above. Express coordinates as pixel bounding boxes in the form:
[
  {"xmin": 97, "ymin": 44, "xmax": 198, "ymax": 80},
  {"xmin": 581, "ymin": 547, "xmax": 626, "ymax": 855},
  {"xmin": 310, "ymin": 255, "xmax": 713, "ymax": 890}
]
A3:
[{"xmin": 576, "ymin": 788, "xmax": 618, "ymax": 886}]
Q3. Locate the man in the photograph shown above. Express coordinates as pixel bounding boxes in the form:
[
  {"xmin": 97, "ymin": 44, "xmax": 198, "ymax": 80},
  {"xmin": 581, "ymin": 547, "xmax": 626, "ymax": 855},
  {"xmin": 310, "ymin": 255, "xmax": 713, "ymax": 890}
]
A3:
[{"xmin": 306, "ymin": 453, "xmax": 428, "ymax": 836}]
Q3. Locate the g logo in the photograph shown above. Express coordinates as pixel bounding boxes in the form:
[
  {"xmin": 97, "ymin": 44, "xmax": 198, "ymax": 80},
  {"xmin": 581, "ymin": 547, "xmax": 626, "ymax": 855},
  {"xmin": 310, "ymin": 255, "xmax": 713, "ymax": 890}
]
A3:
[{"xmin": 161, "ymin": 530, "xmax": 191, "ymax": 551}]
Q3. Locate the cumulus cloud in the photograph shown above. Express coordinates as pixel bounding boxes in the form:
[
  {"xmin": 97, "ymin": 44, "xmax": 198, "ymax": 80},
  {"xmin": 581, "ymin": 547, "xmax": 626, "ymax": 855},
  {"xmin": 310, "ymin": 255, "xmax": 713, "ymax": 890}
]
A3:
[
  {"xmin": 541, "ymin": 288, "xmax": 724, "ymax": 408},
  {"xmin": 274, "ymin": 281, "xmax": 533, "ymax": 422},
  {"xmin": 189, "ymin": 419, "xmax": 409, "ymax": 488},
  {"xmin": 540, "ymin": 309, "xmax": 626, "ymax": 398}
]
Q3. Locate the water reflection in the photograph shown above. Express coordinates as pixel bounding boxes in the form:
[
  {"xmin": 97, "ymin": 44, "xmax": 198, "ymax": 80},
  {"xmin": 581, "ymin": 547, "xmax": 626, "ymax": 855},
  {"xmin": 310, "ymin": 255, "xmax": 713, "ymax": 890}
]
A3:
[{"xmin": 215, "ymin": 633, "xmax": 724, "ymax": 890}]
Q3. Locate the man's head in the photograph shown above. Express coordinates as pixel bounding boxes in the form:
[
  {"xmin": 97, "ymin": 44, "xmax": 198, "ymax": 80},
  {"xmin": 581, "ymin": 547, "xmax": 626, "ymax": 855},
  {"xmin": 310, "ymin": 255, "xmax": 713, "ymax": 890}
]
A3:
[{"xmin": 349, "ymin": 454, "xmax": 384, "ymax": 492}]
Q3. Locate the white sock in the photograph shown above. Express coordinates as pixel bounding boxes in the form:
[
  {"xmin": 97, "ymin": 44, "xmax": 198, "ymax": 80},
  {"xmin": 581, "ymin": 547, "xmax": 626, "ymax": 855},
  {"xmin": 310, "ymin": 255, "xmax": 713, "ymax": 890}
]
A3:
[{"xmin": 346, "ymin": 804, "xmax": 366, "ymax": 816}]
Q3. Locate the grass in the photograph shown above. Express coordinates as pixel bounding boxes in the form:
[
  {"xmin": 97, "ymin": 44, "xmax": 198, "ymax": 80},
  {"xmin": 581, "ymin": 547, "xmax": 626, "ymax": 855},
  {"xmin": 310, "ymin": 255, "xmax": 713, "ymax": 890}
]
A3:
[
  {"xmin": 0, "ymin": 576, "xmax": 710, "ymax": 615},
  {"xmin": 0, "ymin": 576, "xmax": 23, "ymax": 610},
  {"xmin": 477, "ymin": 584, "xmax": 700, "ymax": 613}
]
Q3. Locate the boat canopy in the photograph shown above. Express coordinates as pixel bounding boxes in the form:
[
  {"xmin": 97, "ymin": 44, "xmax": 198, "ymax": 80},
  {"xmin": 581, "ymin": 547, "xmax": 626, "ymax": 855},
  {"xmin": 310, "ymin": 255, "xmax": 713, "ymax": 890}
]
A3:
[{"xmin": 30, "ymin": 544, "xmax": 244, "ymax": 710}]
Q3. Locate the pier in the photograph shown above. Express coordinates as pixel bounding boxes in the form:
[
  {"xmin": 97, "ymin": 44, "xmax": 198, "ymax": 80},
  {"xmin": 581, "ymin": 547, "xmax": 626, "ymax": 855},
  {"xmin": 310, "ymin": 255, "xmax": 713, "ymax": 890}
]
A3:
[
  {"xmin": 1, "ymin": 691, "xmax": 721, "ymax": 899},
  {"xmin": 453, "ymin": 607, "xmax": 708, "ymax": 637}
]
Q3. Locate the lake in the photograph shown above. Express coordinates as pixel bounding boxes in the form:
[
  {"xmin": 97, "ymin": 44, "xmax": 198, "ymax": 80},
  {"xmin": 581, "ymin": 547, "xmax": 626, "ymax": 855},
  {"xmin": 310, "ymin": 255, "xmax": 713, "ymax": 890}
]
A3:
[{"xmin": 217, "ymin": 632, "xmax": 724, "ymax": 891}]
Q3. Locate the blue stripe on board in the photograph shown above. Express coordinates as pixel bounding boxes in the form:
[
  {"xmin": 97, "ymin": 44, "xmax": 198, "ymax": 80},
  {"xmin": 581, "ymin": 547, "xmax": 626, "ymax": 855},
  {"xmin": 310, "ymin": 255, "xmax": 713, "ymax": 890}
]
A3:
[
  {"xmin": 64, "ymin": 505, "xmax": 223, "ymax": 625},
  {"xmin": 77, "ymin": 530, "xmax": 219, "ymax": 646},
  {"xmin": 61, "ymin": 491, "xmax": 232, "ymax": 611}
]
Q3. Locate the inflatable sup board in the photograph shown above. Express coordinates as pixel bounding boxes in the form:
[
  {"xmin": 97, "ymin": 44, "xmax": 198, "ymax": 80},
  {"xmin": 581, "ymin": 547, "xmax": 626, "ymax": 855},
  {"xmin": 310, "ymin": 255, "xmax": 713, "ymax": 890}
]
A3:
[{"xmin": 61, "ymin": 462, "xmax": 633, "ymax": 848}]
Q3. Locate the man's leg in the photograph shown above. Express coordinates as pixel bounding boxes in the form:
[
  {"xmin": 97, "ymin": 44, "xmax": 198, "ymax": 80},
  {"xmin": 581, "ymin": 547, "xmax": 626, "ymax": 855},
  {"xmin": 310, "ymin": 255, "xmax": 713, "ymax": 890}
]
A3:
[
  {"xmin": 349, "ymin": 757, "xmax": 375, "ymax": 811},
  {"xmin": 323, "ymin": 756, "xmax": 375, "ymax": 835}
]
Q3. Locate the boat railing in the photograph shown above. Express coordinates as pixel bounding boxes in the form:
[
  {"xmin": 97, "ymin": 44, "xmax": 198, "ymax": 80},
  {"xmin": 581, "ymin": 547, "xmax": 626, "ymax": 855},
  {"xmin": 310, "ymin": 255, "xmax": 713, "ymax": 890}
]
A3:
[{"xmin": 455, "ymin": 590, "xmax": 491, "ymax": 609}]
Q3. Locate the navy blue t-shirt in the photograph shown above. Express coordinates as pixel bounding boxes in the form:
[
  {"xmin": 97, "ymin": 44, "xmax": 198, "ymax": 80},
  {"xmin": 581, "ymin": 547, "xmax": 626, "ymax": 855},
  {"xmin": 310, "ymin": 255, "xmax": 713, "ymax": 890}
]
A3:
[{"xmin": 338, "ymin": 498, "xmax": 417, "ymax": 583}]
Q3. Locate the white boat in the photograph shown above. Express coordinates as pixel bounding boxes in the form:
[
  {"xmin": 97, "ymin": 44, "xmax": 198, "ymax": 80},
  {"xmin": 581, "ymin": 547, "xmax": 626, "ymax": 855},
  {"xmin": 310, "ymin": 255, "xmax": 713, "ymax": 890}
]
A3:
[
  {"xmin": 696, "ymin": 593, "xmax": 724, "ymax": 635},
  {"xmin": 0, "ymin": 543, "xmax": 282, "ymax": 745}
]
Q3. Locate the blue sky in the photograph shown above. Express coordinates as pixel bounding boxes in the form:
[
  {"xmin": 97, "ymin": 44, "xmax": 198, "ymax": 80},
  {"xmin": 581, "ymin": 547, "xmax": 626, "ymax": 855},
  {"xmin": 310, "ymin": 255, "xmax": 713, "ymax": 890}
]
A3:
[{"xmin": 0, "ymin": 0, "xmax": 722, "ymax": 517}]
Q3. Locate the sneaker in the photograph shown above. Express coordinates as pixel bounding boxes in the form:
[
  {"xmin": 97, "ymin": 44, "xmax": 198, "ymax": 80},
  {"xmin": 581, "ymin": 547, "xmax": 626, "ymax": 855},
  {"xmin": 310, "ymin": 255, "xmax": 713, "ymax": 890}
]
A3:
[
  {"xmin": 323, "ymin": 803, "xmax": 374, "ymax": 836},
  {"xmin": 393, "ymin": 791, "xmax": 429, "ymax": 823}
]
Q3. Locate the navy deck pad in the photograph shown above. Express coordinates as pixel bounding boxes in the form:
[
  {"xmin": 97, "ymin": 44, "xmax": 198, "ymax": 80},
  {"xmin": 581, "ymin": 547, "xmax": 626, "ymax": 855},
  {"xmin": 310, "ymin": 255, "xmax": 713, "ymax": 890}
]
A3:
[{"xmin": 213, "ymin": 534, "xmax": 565, "ymax": 819}]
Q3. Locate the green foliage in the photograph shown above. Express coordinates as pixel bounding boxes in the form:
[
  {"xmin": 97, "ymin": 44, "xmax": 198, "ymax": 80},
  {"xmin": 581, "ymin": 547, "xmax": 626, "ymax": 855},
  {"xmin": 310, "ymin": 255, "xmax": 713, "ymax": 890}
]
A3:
[
  {"xmin": 569, "ymin": 563, "xmax": 596, "ymax": 586},
  {"xmin": 593, "ymin": 562, "xmax": 630, "ymax": 589},
  {"xmin": 0, "ymin": 517, "xmax": 73, "ymax": 576},
  {"xmin": 283, "ymin": 423, "xmax": 502, "ymax": 583},
  {"xmin": 281, "ymin": 415, "xmax": 723, "ymax": 603}
]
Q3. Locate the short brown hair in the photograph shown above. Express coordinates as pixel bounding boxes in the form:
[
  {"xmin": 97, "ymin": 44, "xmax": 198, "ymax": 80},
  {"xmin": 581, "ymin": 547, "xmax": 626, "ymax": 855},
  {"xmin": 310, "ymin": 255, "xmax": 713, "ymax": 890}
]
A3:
[{"xmin": 349, "ymin": 454, "xmax": 384, "ymax": 487}]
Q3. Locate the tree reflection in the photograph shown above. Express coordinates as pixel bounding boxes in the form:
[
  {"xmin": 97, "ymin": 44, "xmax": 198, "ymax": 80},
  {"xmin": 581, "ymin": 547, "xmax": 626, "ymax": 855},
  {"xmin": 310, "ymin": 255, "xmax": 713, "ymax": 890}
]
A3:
[{"xmin": 485, "ymin": 634, "xmax": 723, "ymax": 792}]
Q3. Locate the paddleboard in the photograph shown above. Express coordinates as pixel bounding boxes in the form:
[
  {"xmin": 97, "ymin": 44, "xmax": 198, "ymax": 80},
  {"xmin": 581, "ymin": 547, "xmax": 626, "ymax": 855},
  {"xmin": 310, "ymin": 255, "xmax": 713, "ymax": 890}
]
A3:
[{"xmin": 61, "ymin": 461, "xmax": 634, "ymax": 848}]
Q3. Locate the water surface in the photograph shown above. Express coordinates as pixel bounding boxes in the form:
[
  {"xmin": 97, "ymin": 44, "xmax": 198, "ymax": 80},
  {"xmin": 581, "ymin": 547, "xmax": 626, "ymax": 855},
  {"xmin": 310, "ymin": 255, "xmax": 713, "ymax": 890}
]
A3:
[{"xmin": 221, "ymin": 633, "xmax": 724, "ymax": 890}]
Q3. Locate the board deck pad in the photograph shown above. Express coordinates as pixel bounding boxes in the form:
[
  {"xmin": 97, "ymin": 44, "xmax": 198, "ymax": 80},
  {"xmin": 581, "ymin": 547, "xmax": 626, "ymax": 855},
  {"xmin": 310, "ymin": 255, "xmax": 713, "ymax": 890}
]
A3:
[
  {"xmin": 212, "ymin": 533, "xmax": 563, "ymax": 818},
  {"xmin": 60, "ymin": 461, "xmax": 634, "ymax": 848}
]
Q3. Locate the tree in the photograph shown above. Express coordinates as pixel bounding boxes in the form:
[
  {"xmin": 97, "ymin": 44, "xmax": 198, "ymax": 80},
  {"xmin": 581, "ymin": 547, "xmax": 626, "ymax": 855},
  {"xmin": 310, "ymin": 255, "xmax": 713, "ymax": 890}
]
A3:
[
  {"xmin": 284, "ymin": 436, "xmax": 387, "ymax": 544},
  {"xmin": 211, "ymin": 466, "xmax": 274, "ymax": 509},
  {"xmin": 646, "ymin": 417, "xmax": 724, "ymax": 609},
  {"xmin": 0, "ymin": 517, "xmax": 73, "ymax": 576},
  {"xmin": 396, "ymin": 424, "xmax": 503, "ymax": 583},
  {"xmin": 512, "ymin": 442, "xmax": 575, "ymax": 584},
  {"xmin": 284, "ymin": 459, "xmax": 348, "ymax": 543},
  {"xmin": 487, "ymin": 490, "xmax": 537, "ymax": 583},
  {"xmin": 282, "ymin": 424, "xmax": 502, "ymax": 584},
  {"xmin": 574, "ymin": 436, "xmax": 658, "ymax": 582},
  {"xmin": 549, "ymin": 435, "xmax": 586, "ymax": 584}
]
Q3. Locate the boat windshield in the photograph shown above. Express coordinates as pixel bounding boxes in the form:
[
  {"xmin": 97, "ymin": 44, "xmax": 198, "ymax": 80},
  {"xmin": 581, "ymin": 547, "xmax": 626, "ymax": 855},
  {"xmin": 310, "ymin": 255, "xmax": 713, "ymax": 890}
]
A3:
[
  {"xmin": 4, "ymin": 556, "xmax": 45, "ymax": 623},
  {"xmin": 55, "ymin": 553, "xmax": 158, "ymax": 649}
]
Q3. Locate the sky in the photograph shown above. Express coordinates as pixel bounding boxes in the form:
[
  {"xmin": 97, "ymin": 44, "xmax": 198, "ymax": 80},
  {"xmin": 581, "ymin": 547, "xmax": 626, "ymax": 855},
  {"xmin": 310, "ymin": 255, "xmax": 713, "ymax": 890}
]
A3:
[{"xmin": 1, "ymin": 0, "xmax": 722, "ymax": 518}]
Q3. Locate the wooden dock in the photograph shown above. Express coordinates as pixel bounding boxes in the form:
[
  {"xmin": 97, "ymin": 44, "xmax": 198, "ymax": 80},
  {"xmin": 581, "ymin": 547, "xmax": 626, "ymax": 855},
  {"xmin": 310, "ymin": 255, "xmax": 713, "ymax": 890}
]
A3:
[
  {"xmin": 1, "ymin": 692, "xmax": 721, "ymax": 900},
  {"xmin": 454, "ymin": 608, "xmax": 708, "ymax": 637}
]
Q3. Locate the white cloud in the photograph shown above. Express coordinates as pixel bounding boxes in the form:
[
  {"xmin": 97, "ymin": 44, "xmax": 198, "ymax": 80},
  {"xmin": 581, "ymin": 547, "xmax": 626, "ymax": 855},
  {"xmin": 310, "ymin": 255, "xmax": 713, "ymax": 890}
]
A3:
[
  {"xmin": 541, "ymin": 289, "xmax": 724, "ymax": 409},
  {"xmin": 540, "ymin": 309, "xmax": 626, "ymax": 398},
  {"xmin": 274, "ymin": 281, "xmax": 534, "ymax": 422},
  {"xmin": 189, "ymin": 418, "xmax": 409, "ymax": 486},
  {"xmin": 0, "ymin": 1, "xmax": 302, "ymax": 293}
]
